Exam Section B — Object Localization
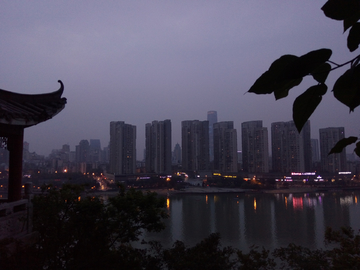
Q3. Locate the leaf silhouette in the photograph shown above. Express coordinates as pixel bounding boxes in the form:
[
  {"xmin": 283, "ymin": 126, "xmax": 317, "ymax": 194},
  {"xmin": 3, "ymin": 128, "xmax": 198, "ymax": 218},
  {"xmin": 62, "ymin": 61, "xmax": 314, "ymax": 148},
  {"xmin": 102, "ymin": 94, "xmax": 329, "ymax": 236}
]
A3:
[
  {"xmin": 329, "ymin": 136, "xmax": 358, "ymax": 155},
  {"xmin": 333, "ymin": 65, "xmax": 360, "ymax": 111},
  {"xmin": 248, "ymin": 55, "xmax": 300, "ymax": 96},
  {"xmin": 293, "ymin": 84, "xmax": 327, "ymax": 132},
  {"xmin": 347, "ymin": 23, "xmax": 360, "ymax": 52}
]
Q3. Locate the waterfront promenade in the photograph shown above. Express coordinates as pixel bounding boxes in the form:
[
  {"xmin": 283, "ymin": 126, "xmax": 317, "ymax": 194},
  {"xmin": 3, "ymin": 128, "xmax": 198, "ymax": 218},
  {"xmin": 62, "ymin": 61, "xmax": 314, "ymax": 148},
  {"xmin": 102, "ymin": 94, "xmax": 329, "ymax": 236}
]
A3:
[
  {"xmin": 155, "ymin": 186, "xmax": 319, "ymax": 196},
  {"xmin": 91, "ymin": 186, "xmax": 326, "ymax": 198}
]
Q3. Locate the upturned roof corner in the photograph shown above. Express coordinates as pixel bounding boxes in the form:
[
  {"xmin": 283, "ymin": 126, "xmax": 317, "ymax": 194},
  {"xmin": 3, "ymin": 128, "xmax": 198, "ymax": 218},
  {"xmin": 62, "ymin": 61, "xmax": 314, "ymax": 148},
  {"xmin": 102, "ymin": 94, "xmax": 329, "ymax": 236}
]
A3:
[{"xmin": 0, "ymin": 80, "xmax": 66, "ymax": 128}]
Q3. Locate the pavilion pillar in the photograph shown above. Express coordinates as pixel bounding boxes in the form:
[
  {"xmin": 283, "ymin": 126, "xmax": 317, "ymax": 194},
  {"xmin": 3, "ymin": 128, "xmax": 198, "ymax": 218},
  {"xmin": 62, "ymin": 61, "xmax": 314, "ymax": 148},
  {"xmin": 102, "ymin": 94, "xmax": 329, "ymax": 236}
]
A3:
[{"xmin": 7, "ymin": 129, "xmax": 24, "ymax": 202}]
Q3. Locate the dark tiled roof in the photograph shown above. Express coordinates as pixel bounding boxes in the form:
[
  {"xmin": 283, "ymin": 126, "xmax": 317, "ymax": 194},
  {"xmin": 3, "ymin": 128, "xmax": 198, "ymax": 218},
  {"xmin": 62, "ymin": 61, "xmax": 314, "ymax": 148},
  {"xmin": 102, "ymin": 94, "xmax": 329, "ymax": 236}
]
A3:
[{"xmin": 0, "ymin": 80, "xmax": 66, "ymax": 127}]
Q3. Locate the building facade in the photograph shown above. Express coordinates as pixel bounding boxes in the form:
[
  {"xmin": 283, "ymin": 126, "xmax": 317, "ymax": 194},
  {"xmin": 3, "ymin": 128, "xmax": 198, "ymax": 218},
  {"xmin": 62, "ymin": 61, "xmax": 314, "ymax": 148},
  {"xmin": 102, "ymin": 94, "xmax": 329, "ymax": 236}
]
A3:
[
  {"xmin": 181, "ymin": 120, "xmax": 210, "ymax": 172},
  {"xmin": 311, "ymin": 139, "xmax": 320, "ymax": 163},
  {"xmin": 207, "ymin": 111, "xmax": 218, "ymax": 162},
  {"xmin": 172, "ymin": 143, "xmax": 182, "ymax": 165},
  {"xmin": 145, "ymin": 119, "xmax": 172, "ymax": 174},
  {"xmin": 319, "ymin": 127, "xmax": 347, "ymax": 173},
  {"xmin": 109, "ymin": 121, "xmax": 136, "ymax": 175},
  {"xmin": 271, "ymin": 120, "xmax": 312, "ymax": 173},
  {"xmin": 241, "ymin": 120, "xmax": 269, "ymax": 173},
  {"xmin": 213, "ymin": 121, "xmax": 238, "ymax": 173},
  {"xmin": 76, "ymin": 140, "xmax": 89, "ymax": 163},
  {"xmin": 89, "ymin": 139, "xmax": 102, "ymax": 163}
]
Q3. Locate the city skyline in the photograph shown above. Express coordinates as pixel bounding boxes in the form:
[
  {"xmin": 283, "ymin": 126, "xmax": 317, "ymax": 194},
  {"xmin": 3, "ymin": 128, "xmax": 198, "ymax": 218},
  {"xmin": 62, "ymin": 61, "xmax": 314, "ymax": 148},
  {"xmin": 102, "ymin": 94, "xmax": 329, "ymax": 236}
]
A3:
[
  {"xmin": 24, "ymin": 117, "xmax": 352, "ymax": 162},
  {"xmin": 2, "ymin": 2, "xmax": 359, "ymax": 158},
  {"xmin": 18, "ymin": 119, "xmax": 356, "ymax": 175}
]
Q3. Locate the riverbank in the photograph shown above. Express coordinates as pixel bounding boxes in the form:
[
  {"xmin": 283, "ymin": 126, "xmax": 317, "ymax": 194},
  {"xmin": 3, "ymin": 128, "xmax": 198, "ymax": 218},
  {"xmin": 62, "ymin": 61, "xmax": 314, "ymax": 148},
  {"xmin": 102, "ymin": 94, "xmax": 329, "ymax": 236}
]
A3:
[
  {"xmin": 91, "ymin": 185, "xmax": 360, "ymax": 197},
  {"xmin": 155, "ymin": 186, "xmax": 319, "ymax": 196}
]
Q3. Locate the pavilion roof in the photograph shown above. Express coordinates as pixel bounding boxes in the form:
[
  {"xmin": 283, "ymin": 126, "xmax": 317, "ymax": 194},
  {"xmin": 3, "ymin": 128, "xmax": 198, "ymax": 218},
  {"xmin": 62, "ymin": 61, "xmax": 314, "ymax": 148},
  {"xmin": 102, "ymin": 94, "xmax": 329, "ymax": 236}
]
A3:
[{"xmin": 0, "ymin": 80, "xmax": 66, "ymax": 127}]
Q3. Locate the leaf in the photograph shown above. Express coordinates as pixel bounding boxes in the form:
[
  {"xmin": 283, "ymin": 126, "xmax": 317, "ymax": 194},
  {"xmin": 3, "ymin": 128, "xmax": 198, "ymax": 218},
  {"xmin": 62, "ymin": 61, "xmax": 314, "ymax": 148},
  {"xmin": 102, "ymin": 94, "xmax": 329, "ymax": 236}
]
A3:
[
  {"xmin": 248, "ymin": 55, "xmax": 301, "ymax": 96},
  {"xmin": 293, "ymin": 84, "xmax": 327, "ymax": 132},
  {"xmin": 344, "ymin": 14, "xmax": 360, "ymax": 32},
  {"xmin": 333, "ymin": 65, "xmax": 360, "ymax": 111},
  {"xmin": 311, "ymin": 63, "xmax": 332, "ymax": 83},
  {"xmin": 348, "ymin": 23, "xmax": 360, "ymax": 52},
  {"xmin": 322, "ymin": 0, "xmax": 360, "ymax": 25},
  {"xmin": 282, "ymin": 49, "xmax": 332, "ymax": 80},
  {"xmin": 328, "ymin": 136, "xmax": 358, "ymax": 155},
  {"xmin": 355, "ymin": 141, "xmax": 360, "ymax": 157},
  {"xmin": 274, "ymin": 77, "xmax": 302, "ymax": 100}
]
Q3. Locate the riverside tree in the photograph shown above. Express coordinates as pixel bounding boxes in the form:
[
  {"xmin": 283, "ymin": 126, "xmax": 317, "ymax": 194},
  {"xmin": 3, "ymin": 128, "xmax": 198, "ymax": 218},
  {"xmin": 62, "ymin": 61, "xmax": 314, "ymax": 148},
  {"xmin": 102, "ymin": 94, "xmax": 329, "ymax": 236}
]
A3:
[
  {"xmin": 248, "ymin": 0, "xmax": 360, "ymax": 156},
  {"xmin": 0, "ymin": 184, "xmax": 168, "ymax": 269},
  {"xmin": 1, "ymin": 184, "xmax": 360, "ymax": 269}
]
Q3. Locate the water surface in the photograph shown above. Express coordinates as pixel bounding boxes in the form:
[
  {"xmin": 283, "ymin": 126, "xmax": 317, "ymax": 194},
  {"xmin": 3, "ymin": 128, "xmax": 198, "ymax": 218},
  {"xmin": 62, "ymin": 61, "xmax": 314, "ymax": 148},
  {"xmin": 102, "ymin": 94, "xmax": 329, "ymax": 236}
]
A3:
[{"xmin": 141, "ymin": 190, "xmax": 360, "ymax": 251}]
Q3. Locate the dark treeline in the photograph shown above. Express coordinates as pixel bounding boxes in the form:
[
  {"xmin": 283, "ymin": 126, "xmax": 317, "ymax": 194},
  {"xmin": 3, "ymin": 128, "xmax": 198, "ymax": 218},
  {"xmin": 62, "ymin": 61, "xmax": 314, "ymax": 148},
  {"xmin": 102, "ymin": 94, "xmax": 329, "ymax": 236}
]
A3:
[{"xmin": 0, "ymin": 184, "xmax": 359, "ymax": 269}]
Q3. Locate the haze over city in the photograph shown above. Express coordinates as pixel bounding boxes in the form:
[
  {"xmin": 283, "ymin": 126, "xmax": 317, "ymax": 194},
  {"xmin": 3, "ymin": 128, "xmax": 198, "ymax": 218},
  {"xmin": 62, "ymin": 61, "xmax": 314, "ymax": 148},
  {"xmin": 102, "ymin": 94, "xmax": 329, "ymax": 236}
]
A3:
[{"xmin": 1, "ymin": 1, "xmax": 359, "ymax": 159}]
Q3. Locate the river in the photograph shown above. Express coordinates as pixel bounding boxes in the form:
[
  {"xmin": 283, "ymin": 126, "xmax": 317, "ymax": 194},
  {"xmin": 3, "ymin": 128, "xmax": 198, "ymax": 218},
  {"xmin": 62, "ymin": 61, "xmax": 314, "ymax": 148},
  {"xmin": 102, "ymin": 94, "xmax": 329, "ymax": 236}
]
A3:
[{"xmin": 139, "ymin": 190, "xmax": 360, "ymax": 251}]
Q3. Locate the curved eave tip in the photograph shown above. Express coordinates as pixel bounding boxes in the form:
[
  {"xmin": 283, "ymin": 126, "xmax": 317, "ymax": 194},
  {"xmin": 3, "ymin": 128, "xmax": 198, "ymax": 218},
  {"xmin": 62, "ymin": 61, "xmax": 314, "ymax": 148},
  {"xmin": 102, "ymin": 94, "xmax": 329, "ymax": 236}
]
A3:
[{"xmin": 57, "ymin": 80, "xmax": 64, "ymax": 95}]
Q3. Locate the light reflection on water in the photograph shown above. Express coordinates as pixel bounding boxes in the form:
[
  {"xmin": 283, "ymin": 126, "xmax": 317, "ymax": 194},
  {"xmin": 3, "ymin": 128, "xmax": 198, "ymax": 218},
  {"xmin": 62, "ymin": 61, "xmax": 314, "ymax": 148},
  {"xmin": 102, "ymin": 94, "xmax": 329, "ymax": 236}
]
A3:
[{"xmin": 138, "ymin": 190, "xmax": 360, "ymax": 251}]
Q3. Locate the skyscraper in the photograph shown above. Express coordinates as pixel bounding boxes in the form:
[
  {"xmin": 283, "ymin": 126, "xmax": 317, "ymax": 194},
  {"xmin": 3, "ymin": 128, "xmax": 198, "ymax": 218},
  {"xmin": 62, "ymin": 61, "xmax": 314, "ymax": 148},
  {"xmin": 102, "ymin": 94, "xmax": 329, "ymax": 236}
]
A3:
[
  {"xmin": 207, "ymin": 111, "xmax": 218, "ymax": 162},
  {"xmin": 271, "ymin": 120, "xmax": 312, "ymax": 173},
  {"xmin": 76, "ymin": 139, "xmax": 89, "ymax": 163},
  {"xmin": 109, "ymin": 121, "xmax": 136, "ymax": 175},
  {"xmin": 182, "ymin": 120, "xmax": 210, "ymax": 172},
  {"xmin": 172, "ymin": 143, "xmax": 181, "ymax": 165},
  {"xmin": 89, "ymin": 139, "xmax": 101, "ymax": 163},
  {"xmin": 319, "ymin": 127, "xmax": 347, "ymax": 173},
  {"xmin": 145, "ymin": 119, "xmax": 172, "ymax": 174},
  {"xmin": 241, "ymin": 120, "xmax": 269, "ymax": 173},
  {"xmin": 213, "ymin": 121, "xmax": 238, "ymax": 173},
  {"xmin": 311, "ymin": 139, "xmax": 320, "ymax": 163}
]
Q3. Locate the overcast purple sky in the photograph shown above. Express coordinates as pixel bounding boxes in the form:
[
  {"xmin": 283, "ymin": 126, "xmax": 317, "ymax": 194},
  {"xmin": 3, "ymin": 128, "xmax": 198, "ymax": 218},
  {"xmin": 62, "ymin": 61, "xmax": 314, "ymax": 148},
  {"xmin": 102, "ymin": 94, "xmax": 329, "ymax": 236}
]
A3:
[{"xmin": 1, "ymin": 1, "xmax": 359, "ymax": 158}]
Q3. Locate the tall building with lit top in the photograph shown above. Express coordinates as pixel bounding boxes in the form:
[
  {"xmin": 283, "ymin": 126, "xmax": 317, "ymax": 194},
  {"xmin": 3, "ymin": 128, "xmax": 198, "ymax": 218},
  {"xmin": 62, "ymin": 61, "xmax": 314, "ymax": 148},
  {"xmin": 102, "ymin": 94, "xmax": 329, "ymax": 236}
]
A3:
[
  {"xmin": 109, "ymin": 121, "xmax": 136, "ymax": 175},
  {"xmin": 319, "ymin": 127, "xmax": 347, "ymax": 173},
  {"xmin": 213, "ymin": 121, "xmax": 238, "ymax": 173},
  {"xmin": 241, "ymin": 120, "xmax": 269, "ymax": 173},
  {"xmin": 145, "ymin": 119, "xmax": 172, "ymax": 174},
  {"xmin": 271, "ymin": 120, "xmax": 312, "ymax": 173},
  {"xmin": 181, "ymin": 120, "xmax": 209, "ymax": 172}
]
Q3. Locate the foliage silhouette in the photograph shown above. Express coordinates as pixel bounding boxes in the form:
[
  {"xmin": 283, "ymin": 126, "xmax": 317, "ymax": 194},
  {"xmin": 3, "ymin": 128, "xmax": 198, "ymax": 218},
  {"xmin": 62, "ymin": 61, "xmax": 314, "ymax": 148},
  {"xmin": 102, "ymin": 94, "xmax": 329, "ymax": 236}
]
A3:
[
  {"xmin": 1, "ymin": 185, "xmax": 360, "ymax": 269},
  {"xmin": 0, "ymin": 184, "xmax": 168, "ymax": 269},
  {"xmin": 248, "ymin": 0, "xmax": 360, "ymax": 156}
]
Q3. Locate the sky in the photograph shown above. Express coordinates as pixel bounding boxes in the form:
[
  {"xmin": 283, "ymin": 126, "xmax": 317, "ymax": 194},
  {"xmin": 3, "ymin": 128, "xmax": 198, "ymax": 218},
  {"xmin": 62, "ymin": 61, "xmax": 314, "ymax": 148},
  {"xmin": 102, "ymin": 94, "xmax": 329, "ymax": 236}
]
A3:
[{"xmin": 1, "ymin": 1, "xmax": 359, "ymax": 159}]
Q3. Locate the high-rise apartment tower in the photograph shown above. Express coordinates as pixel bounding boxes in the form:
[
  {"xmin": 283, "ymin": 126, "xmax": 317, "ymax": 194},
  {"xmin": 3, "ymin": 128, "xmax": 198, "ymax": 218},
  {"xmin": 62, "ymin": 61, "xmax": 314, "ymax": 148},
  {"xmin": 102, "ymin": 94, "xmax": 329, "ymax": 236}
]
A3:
[
  {"xmin": 319, "ymin": 127, "xmax": 347, "ymax": 173},
  {"xmin": 109, "ymin": 121, "xmax": 136, "ymax": 175},
  {"xmin": 172, "ymin": 143, "xmax": 182, "ymax": 165},
  {"xmin": 76, "ymin": 139, "xmax": 89, "ymax": 163},
  {"xmin": 271, "ymin": 120, "xmax": 312, "ymax": 173},
  {"xmin": 311, "ymin": 139, "xmax": 320, "ymax": 163},
  {"xmin": 182, "ymin": 120, "xmax": 210, "ymax": 172},
  {"xmin": 207, "ymin": 111, "xmax": 218, "ymax": 162},
  {"xmin": 213, "ymin": 121, "xmax": 238, "ymax": 173},
  {"xmin": 241, "ymin": 120, "xmax": 269, "ymax": 173},
  {"xmin": 145, "ymin": 119, "xmax": 172, "ymax": 174}
]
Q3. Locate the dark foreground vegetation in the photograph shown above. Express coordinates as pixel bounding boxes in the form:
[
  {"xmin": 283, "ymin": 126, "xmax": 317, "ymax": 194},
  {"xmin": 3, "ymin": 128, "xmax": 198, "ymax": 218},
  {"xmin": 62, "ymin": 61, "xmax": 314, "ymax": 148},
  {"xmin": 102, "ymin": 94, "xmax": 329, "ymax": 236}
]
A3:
[{"xmin": 0, "ymin": 184, "xmax": 359, "ymax": 270}]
